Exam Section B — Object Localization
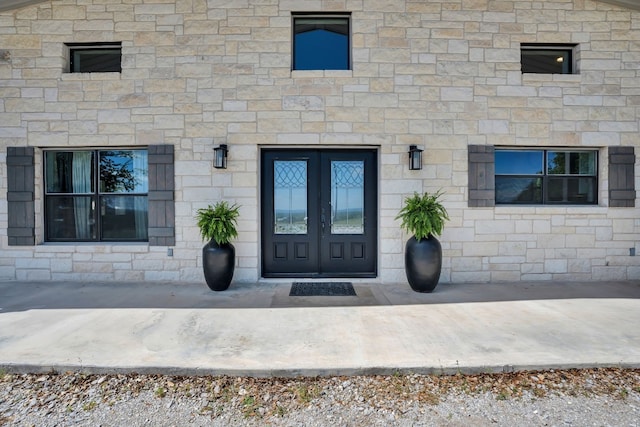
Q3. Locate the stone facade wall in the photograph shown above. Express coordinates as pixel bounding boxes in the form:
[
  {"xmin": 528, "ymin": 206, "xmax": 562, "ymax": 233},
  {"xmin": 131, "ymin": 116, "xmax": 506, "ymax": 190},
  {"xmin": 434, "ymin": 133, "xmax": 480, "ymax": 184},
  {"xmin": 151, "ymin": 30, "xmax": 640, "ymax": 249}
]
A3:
[{"xmin": 0, "ymin": 0, "xmax": 638, "ymax": 283}]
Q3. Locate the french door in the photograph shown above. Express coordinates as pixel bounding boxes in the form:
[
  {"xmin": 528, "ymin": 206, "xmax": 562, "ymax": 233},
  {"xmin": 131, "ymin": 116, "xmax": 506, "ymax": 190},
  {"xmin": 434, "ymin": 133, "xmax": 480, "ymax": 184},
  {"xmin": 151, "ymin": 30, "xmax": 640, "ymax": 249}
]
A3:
[{"xmin": 261, "ymin": 149, "xmax": 377, "ymax": 278}]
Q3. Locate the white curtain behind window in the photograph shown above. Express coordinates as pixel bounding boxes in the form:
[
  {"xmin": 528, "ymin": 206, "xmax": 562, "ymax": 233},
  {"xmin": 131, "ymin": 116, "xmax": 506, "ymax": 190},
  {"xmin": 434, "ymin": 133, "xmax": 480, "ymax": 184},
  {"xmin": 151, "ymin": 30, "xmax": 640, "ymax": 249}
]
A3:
[{"xmin": 72, "ymin": 152, "xmax": 92, "ymax": 239}]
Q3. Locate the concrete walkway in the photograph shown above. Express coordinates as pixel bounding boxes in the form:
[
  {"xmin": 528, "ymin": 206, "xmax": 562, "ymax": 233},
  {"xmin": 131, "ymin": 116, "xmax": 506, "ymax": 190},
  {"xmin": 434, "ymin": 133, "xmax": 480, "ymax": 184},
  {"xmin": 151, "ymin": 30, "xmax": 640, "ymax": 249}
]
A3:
[{"xmin": 0, "ymin": 280, "xmax": 639, "ymax": 377}]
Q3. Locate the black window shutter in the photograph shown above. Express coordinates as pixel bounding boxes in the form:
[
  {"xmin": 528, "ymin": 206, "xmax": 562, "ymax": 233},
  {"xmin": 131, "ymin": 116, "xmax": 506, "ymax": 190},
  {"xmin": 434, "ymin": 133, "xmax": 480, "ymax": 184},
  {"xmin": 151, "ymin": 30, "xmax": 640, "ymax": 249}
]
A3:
[
  {"xmin": 609, "ymin": 146, "xmax": 636, "ymax": 207},
  {"xmin": 148, "ymin": 145, "xmax": 175, "ymax": 246},
  {"xmin": 468, "ymin": 145, "xmax": 495, "ymax": 207},
  {"xmin": 7, "ymin": 147, "xmax": 35, "ymax": 246}
]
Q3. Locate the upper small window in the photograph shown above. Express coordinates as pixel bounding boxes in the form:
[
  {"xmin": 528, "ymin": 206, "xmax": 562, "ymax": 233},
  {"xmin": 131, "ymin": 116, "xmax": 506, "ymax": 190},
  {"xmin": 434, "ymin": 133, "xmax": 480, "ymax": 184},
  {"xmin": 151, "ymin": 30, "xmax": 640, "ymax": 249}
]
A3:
[
  {"xmin": 521, "ymin": 44, "xmax": 575, "ymax": 74},
  {"xmin": 67, "ymin": 42, "xmax": 122, "ymax": 73},
  {"xmin": 293, "ymin": 14, "xmax": 350, "ymax": 70}
]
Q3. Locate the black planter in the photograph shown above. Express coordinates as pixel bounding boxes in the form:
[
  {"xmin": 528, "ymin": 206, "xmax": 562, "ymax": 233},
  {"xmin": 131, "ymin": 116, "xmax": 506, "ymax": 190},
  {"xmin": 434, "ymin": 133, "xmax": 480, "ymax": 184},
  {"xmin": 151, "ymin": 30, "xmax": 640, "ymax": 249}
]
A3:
[
  {"xmin": 405, "ymin": 235, "xmax": 442, "ymax": 293},
  {"xmin": 202, "ymin": 239, "xmax": 235, "ymax": 291}
]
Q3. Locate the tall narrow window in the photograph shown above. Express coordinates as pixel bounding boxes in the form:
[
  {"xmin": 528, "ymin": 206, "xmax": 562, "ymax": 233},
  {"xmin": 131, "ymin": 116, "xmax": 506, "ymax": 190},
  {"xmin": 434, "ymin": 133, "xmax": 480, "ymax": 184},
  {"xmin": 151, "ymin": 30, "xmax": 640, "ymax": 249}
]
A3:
[
  {"xmin": 67, "ymin": 42, "xmax": 122, "ymax": 73},
  {"xmin": 293, "ymin": 14, "xmax": 350, "ymax": 70},
  {"xmin": 45, "ymin": 149, "xmax": 148, "ymax": 241},
  {"xmin": 521, "ymin": 44, "xmax": 576, "ymax": 74}
]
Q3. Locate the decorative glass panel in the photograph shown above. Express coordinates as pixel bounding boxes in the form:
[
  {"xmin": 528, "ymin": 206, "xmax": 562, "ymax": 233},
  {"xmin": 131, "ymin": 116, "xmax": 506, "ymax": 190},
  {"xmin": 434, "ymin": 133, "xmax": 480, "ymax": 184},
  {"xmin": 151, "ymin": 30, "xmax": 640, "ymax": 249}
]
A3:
[
  {"xmin": 99, "ymin": 150, "xmax": 148, "ymax": 194},
  {"xmin": 294, "ymin": 17, "xmax": 349, "ymax": 70},
  {"xmin": 274, "ymin": 160, "xmax": 307, "ymax": 234},
  {"xmin": 331, "ymin": 160, "xmax": 364, "ymax": 234}
]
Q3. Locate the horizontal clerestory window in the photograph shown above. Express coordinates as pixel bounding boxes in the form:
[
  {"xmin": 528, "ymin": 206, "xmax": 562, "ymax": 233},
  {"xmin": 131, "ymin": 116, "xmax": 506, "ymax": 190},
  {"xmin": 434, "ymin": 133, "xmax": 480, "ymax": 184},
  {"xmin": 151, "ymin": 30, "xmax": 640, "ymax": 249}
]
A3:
[
  {"xmin": 521, "ymin": 44, "xmax": 577, "ymax": 74},
  {"xmin": 66, "ymin": 42, "xmax": 122, "ymax": 73}
]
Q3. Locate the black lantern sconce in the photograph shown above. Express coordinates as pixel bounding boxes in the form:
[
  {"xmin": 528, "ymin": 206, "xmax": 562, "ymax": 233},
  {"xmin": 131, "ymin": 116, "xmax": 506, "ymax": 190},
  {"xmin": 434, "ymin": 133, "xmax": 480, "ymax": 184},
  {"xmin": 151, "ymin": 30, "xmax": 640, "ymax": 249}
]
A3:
[
  {"xmin": 213, "ymin": 144, "xmax": 228, "ymax": 169},
  {"xmin": 408, "ymin": 145, "xmax": 423, "ymax": 170}
]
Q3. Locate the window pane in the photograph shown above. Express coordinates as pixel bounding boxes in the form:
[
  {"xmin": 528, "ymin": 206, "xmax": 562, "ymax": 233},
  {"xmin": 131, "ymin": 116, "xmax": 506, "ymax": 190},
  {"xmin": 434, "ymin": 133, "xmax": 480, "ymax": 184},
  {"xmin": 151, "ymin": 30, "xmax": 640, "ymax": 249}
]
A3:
[
  {"xmin": 548, "ymin": 151, "xmax": 596, "ymax": 175},
  {"xmin": 496, "ymin": 177, "xmax": 542, "ymax": 204},
  {"xmin": 331, "ymin": 160, "xmax": 364, "ymax": 234},
  {"xmin": 521, "ymin": 49, "xmax": 571, "ymax": 74},
  {"xmin": 495, "ymin": 151, "xmax": 544, "ymax": 175},
  {"xmin": 100, "ymin": 195, "xmax": 148, "ymax": 240},
  {"xmin": 45, "ymin": 151, "xmax": 94, "ymax": 194},
  {"xmin": 46, "ymin": 196, "xmax": 96, "ymax": 240},
  {"xmin": 72, "ymin": 48, "xmax": 121, "ymax": 72},
  {"xmin": 274, "ymin": 160, "xmax": 307, "ymax": 234},
  {"xmin": 99, "ymin": 150, "xmax": 148, "ymax": 193},
  {"xmin": 547, "ymin": 177, "xmax": 596, "ymax": 204},
  {"xmin": 294, "ymin": 17, "xmax": 349, "ymax": 70}
]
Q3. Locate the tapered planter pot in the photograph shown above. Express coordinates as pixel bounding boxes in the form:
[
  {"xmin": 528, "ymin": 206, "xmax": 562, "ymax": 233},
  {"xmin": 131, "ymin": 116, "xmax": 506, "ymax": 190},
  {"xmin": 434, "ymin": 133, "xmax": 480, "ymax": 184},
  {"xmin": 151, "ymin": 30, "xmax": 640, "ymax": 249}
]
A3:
[
  {"xmin": 405, "ymin": 235, "xmax": 442, "ymax": 293},
  {"xmin": 203, "ymin": 239, "xmax": 235, "ymax": 291}
]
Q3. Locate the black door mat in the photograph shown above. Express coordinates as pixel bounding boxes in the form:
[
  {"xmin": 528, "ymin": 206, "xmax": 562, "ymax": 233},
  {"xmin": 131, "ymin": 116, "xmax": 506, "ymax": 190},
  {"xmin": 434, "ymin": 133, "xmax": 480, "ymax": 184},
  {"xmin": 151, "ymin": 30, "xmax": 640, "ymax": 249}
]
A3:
[{"xmin": 290, "ymin": 282, "xmax": 357, "ymax": 297}]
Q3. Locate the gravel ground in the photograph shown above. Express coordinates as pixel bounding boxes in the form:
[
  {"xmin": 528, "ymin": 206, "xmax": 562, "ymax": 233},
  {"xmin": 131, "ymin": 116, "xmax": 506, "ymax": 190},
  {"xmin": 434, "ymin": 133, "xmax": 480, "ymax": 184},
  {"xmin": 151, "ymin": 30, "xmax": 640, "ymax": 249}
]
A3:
[{"xmin": 1, "ymin": 368, "xmax": 639, "ymax": 426}]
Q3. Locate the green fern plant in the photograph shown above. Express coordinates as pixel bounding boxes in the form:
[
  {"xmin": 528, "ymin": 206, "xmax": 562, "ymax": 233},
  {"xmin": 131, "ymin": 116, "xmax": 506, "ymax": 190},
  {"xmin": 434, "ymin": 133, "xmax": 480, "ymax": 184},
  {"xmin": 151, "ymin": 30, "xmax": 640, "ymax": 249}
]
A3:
[
  {"xmin": 196, "ymin": 201, "xmax": 240, "ymax": 245},
  {"xmin": 396, "ymin": 190, "xmax": 449, "ymax": 241}
]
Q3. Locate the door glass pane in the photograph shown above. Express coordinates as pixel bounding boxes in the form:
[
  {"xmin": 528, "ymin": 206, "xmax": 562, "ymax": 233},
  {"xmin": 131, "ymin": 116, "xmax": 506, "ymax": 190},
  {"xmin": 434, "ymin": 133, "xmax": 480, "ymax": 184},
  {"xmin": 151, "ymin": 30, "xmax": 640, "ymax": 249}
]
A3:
[
  {"xmin": 274, "ymin": 160, "xmax": 307, "ymax": 234},
  {"xmin": 99, "ymin": 150, "xmax": 148, "ymax": 194},
  {"xmin": 331, "ymin": 160, "xmax": 364, "ymax": 234}
]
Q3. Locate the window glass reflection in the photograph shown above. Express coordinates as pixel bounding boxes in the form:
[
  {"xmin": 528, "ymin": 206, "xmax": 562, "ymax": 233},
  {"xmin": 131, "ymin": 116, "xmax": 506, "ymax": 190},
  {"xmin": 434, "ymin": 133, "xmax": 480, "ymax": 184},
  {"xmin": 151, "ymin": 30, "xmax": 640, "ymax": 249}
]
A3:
[
  {"xmin": 495, "ymin": 150, "xmax": 543, "ymax": 175},
  {"xmin": 72, "ymin": 48, "xmax": 121, "ymax": 73},
  {"xmin": 495, "ymin": 177, "xmax": 542, "ymax": 204},
  {"xmin": 521, "ymin": 49, "xmax": 572, "ymax": 74},
  {"xmin": 101, "ymin": 195, "xmax": 148, "ymax": 240},
  {"xmin": 45, "ymin": 151, "xmax": 95, "ymax": 194},
  {"xmin": 46, "ymin": 196, "xmax": 95, "ymax": 240},
  {"xmin": 294, "ymin": 17, "xmax": 349, "ymax": 70},
  {"xmin": 547, "ymin": 151, "xmax": 596, "ymax": 175},
  {"xmin": 99, "ymin": 150, "xmax": 148, "ymax": 193}
]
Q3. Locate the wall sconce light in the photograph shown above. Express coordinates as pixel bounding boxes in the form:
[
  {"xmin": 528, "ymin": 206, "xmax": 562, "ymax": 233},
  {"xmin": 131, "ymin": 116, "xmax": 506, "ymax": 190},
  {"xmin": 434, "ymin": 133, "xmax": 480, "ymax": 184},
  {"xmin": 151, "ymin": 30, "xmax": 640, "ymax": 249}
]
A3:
[
  {"xmin": 408, "ymin": 145, "xmax": 423, "ymax": 170},
  {"xmin": 213, "ymin": 144, "xmax": 228, "ymax": 169}
]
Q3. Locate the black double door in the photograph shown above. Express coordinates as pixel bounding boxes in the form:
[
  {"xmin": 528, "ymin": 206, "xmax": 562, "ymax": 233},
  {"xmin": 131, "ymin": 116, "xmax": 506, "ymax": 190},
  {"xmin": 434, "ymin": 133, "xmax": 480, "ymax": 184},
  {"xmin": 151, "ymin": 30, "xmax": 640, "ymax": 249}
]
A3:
[{"xmin": 261, "ymin": 149, "xmax": 377, "ymax": 278}]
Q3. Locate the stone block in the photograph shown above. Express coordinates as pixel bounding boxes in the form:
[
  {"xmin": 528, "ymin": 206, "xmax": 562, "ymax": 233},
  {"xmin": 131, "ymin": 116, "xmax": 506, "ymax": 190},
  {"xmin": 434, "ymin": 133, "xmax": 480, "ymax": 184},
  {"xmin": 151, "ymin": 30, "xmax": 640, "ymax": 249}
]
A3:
[
  {"xmin": 592, "ymin": 266, "xmax": 627, "ymax": 281},
  {"xmin": 441, "ymin": 87, "xmax": 473, "ymax": 101},
  {"xmin": 545, "ymin": 259, "xmax": 567, "ymax": 274}
]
